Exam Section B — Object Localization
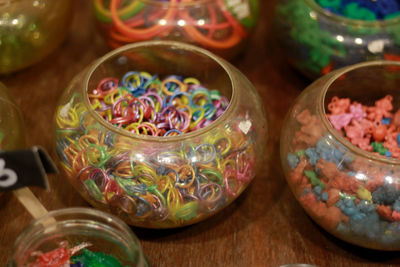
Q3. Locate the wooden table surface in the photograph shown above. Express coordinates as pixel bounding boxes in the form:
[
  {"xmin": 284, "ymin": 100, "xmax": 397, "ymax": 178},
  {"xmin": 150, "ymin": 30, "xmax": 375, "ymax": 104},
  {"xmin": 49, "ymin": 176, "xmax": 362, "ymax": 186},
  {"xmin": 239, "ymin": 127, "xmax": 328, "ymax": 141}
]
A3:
[{"xmin": 1, "ymin": 1, "xmax": 400, "ymax": 266}]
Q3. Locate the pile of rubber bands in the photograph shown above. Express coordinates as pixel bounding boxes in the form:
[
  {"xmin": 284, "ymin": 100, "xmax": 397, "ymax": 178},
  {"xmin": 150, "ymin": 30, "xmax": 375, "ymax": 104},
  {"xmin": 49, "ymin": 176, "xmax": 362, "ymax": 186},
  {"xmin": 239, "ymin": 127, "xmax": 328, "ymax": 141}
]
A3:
[
  {"xmin": 87, "ymin": 71, "xmax": 229, "ymax": 136},
  {"xmin": 93, "ymin": 0, "xmax": 258, "ymax": 51}
]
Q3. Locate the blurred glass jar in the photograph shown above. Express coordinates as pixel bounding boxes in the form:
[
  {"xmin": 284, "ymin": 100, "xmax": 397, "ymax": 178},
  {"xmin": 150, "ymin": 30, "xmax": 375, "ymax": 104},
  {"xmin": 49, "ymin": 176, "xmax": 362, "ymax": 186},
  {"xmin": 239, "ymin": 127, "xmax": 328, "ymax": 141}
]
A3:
[
  {"xmin": 53, "ymin": 40, "xmax": 267, "ymax": 228},
  {"xmin": 0, "ymin": 0, "xmax": 73, "ymax": 74},
  {"xmin": 0, "ymin": 82, "xmax": 25, "ymax": 150},
  {"xmin": 274, "ymin": 0, "xmax": 400, "ymax": 79},
  {"xmin": 280, "ymin": 61, "xmax": 400, "ymax": 250},
  {"xmin": 93, "ymin": 0, "xmax": 259, "ymax": 60},
  {"xmin": 8, "ymin": 207, "xmax": 148, "ymax": 266}
]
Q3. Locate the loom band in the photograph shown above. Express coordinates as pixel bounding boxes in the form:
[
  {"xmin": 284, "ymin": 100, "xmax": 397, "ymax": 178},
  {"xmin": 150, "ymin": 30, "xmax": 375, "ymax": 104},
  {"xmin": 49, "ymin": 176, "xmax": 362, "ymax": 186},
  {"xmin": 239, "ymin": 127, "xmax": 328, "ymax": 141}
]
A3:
[
  {"xmin": 143, "ymin": 91, "xmax": 163, "ymax": 109},
  {"xmin": 144, "ymin": 78, "xmax": 162, "ymax": 94},
  {"xmin": 132, "ymin": 162, "xmax": 158, "ymax": 178},
  {"xmin": 111, "ymin": 97, "xmax": 130, "ymax": 117},
  {"xmin": 103, "ymin": 88, "xmax": 123, "ymax": 105},
  {"xmin": 203, "ymin": 103, "xmax": 217, "ymax": 120},
  {"xmin": 199, "ymin": 168, "xmax": 223, "ymax": 185},
  {"xmin": 213, "ymin": 136, "xmax": 231, "ymax": 156},
  {"xmin": 78, "ymin": 134, "xmax": 100, "ymax": 149},
  {"xmin": 113, "ymin": 162, "xmax": 136, "ymax": 179},
  {"xmin": 93, "ymin": 0, "xmax": 144, "ymax": 23},
  {"xmin": 181, "ymin": 18, "xmax": 243, "ymax": 49},
  {"xmin": 108, "ymin": 194, "xmax": 138, "ymax": 217},
  {"xmin": 189, "ymin": 107, "xmax": 205, "ymax": 130},
  {"xmin": 110, "ymin": 0, "xmax": 177, "ymax": 40},
  {"xmin": 121, "ymin": 71, "xmax": 143, "ymax": 91},
  {"xmin": 56, "ymin": 106, "xmax": 80, "ymax": 128},
  {"xmin": 115, "ymin": 176, "xmax": 138, "ymax": 196},
  {"xmin": 86, "ymin": 144, "xmax": 111, "ymax": 168},
  {"xmin": 209, "ymin": 89, "xmax": 221, "ymax": 101},
  {"xmin": 168, "ymin": 91, "xmax": 192, "ymax": 107},
  {"xmin": 104, "ymin": 178, "xmax": 125, "ymax": 203},
  {"xmin": 149, "ymin": 196, "xmax": 170, "ymax": 221},
  {"xmin": 163, "ymin": 129, "xmax": 182, "ymax": 137},
  {"xmin": 146, "ymin": 184, "xmax": 167, "ymax": 207},
  {"xmin": 166, "ymin": 187, "xmax": 184, "ymax": 211},
  {"xmin": 217, "ymin": 0, "xmax": 248, "ymax": 37},
  {"xmin": 194, "ymin": 143, "xmax": 217, "ymax": 164},
  {"xmin": 176, "ymin": 110, "xmax": 191, "ymax": 133},
  {"xmin": 223, "ymin": 169, "xmax": 241, "ymax": 198},
  {"xmin": 190, "ymin": 86, "xmax": 211, "ymax": 101},
  {"xmin": 95, "ymin": 77, "xmax": 120, "ymax": 93},
  {"xmin": 183, "ymin": 77, "xmax": 200, "ymax": 85},
  {"xmin": 175, "ymin": 165, "xmax": 196, "ymax": 188},
  {"xmin": 56, "ymin": 140, "xmax": 72, "ymax": 163},
  {"xmin": 130, "ymin": 194, "xmax": 153, "ymax": 218},
  {"xmin": 199, "ymin": 182, "xmax": 223, "ymax": 203},
  {"xmin": 83, "ymin": 179, "xmax": 106, "ymax": 203},
  {"xmin": 136, "ymin": 122, "xmax": 158, "ymax": 136},
  {"xmin": 174, "ymin": 201, "xmax": 198, "ymax": 221},
  {"xmin": 161, "ymin": 77, "xmax": 188, "ymax": 96},
  {"xmin": 87, "ymin": 169, "xmax": 110, "ymax": 194}
]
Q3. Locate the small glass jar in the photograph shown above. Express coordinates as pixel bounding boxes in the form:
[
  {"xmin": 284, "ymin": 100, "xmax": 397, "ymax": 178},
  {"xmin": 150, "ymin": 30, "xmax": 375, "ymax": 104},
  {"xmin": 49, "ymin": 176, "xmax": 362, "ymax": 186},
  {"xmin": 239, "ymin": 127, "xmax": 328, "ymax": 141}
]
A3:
[
  {"xmin": 0, "ymin": 0, "xmax": 73, "ymax": 74},
  {"xmin": 53, "ymin": 40, "xmax": 267, "ymax": 228},
  {"xmin": 8, "ymin": 207, "xmax": 148, "ymax": 266},
  {"xmin": 274, "ymin": 0, "xmax": 400, "ymax": 79},
  {"xmin": 93, "ymin": 0, "xmax": 259, "ymax": 59},
  {"xmin": 280, "ymin": 60, "xmax": 400, "ymax": 250}
]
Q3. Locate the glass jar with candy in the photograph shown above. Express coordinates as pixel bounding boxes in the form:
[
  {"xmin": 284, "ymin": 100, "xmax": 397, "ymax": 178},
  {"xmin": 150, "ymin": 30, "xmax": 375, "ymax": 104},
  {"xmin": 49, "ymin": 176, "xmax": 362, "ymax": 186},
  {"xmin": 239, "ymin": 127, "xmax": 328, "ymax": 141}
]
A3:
[
  {"xmin": 54, "ymin": 41, "xmax": 267, "ymax": 228},
  {"xmin": 8, "ymin": 207, "xmax": 148, "ymax": 266},
  {"xmin": 274, "ymin": 0, "xmax": 400, "ymax": 79},
  {"xmin": 93, "ymin": 0, "xmax": 259, "ymax": 59},
  {"xmin": 0, "ymin": 0, "xmax": 73, "ymax": 74},
  {"xmin": 281, "ymin": 60, "xmax": 400, "ymax": 250}
]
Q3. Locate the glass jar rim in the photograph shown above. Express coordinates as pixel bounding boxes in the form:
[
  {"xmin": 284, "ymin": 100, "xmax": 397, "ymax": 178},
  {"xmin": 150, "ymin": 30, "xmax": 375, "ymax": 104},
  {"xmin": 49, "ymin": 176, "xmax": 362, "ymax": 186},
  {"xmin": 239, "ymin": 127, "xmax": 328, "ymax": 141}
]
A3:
[
  {"xmin": 304, "ymin": 0, "xmax": 400, "ymax": 27},
  {"xmin": 82, "ymin": 40, "xmax": 238, "ymax": 143},
  {"xmin": 319, "ymin": 60, "xmax": 400, "ymax": 165}
]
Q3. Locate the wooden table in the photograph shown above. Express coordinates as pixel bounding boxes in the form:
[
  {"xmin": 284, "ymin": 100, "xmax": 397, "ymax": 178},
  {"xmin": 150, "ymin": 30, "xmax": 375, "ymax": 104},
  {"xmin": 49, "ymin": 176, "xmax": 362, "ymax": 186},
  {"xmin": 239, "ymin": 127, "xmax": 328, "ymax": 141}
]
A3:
[{"xmin": 1, "ymin": 1, "xmax": 399, "ymax": 266}]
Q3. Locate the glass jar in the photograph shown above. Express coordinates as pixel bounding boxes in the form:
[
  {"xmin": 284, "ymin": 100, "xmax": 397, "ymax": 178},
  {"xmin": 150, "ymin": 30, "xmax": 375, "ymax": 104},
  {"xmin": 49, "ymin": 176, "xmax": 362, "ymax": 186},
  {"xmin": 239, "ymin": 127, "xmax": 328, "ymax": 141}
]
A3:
[
  {"xmin": 0, "ymin": 0, "xmax": 73, "ymax": 74},
  {"xmin": 274, "ymin": 0, "xmax": 400, "ymax": 79},
  {"xmin": 8, "ymin": 207, "xmax": 148, "ymax": 266},
  {"xmin": 93, "ymin": 0, "xmax": 259, "ymax": 60},
  {"xmin": 280, "ymin": 60, "xmax": 400, "ymax": 250},
  {"xmin": 54, "ymin": 40, "xmax": 267, "ymax": 228},
  {"xmin": 0, "ymin": 82, "xmax": 26, "ymax": 150}
]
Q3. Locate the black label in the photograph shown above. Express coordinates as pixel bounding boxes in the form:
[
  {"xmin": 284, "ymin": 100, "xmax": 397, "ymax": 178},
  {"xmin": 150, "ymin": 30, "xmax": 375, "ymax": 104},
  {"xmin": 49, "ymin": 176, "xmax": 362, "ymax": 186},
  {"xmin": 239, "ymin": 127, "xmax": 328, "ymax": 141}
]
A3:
[{"xmin": 0, "ymin": 146, "xmax": 58, "ymax": 192}]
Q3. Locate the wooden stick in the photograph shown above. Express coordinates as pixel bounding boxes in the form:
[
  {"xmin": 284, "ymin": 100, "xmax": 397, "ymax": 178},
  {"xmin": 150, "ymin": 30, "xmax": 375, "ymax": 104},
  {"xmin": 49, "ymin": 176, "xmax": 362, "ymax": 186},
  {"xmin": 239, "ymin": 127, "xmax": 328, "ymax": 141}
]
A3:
[
  {"xmin": 13, "ymin": 187, "xmax": 49, "ymax": 219},
  {"xmin": 13, "ymin": 188, "xmax": 57, "ymax": 228}
]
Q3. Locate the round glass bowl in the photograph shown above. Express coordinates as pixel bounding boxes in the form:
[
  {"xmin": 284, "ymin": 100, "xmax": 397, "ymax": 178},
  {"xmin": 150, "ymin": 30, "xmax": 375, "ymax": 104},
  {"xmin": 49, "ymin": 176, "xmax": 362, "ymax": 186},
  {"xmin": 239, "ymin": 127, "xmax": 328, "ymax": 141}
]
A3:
[
  {"xmin": 54, "ymin": 41, "xmax": 267, "ymax": 228},
  {"xmin": 0, "ymin": 0, "xmax": 73, "ymax": 74},
  {"xmin": 274, "ymin": 0, "xmax": 400, "ymax": 79},
  {"xmin": 93, "ymin": 0, "xmax": 259, "ymax": 59},
  {"xmin": 0, "ymin": 82, "xmax": 26, "ymax": 150},
  {"xmin": 8, "ymin": 207, "xmax": 148, "ymax": 266},
  {"xmin": 280, "ymin": 60, "xmax": 400, "ymax": 250}
]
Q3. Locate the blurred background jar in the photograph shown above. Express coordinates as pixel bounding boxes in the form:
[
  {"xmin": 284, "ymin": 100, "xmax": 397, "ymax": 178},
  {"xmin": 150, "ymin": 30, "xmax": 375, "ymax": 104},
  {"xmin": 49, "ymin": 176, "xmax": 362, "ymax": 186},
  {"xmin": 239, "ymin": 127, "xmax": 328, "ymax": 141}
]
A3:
[
  {"xmin": 0, "ymin": 82, "xmax": 25, "ymax": 150},
  {"xmin": 0, "ymin": 0, "xmax": 73, "ymax": 74},
  {"xmin": 93, "ymin": 0, "xmax": 259, "ymax": 60},
  {"xmin": 274, "ymin": 0, "xmax": 400, "ymax": 79}
]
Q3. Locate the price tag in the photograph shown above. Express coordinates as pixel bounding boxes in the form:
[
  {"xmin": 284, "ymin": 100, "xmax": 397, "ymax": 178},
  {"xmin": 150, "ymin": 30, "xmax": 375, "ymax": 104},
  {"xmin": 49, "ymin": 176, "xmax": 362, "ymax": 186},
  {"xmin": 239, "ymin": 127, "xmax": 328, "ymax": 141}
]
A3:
[{"xmin": 0, "ymin": 146, "xmax": 58, "ymax": 192}]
